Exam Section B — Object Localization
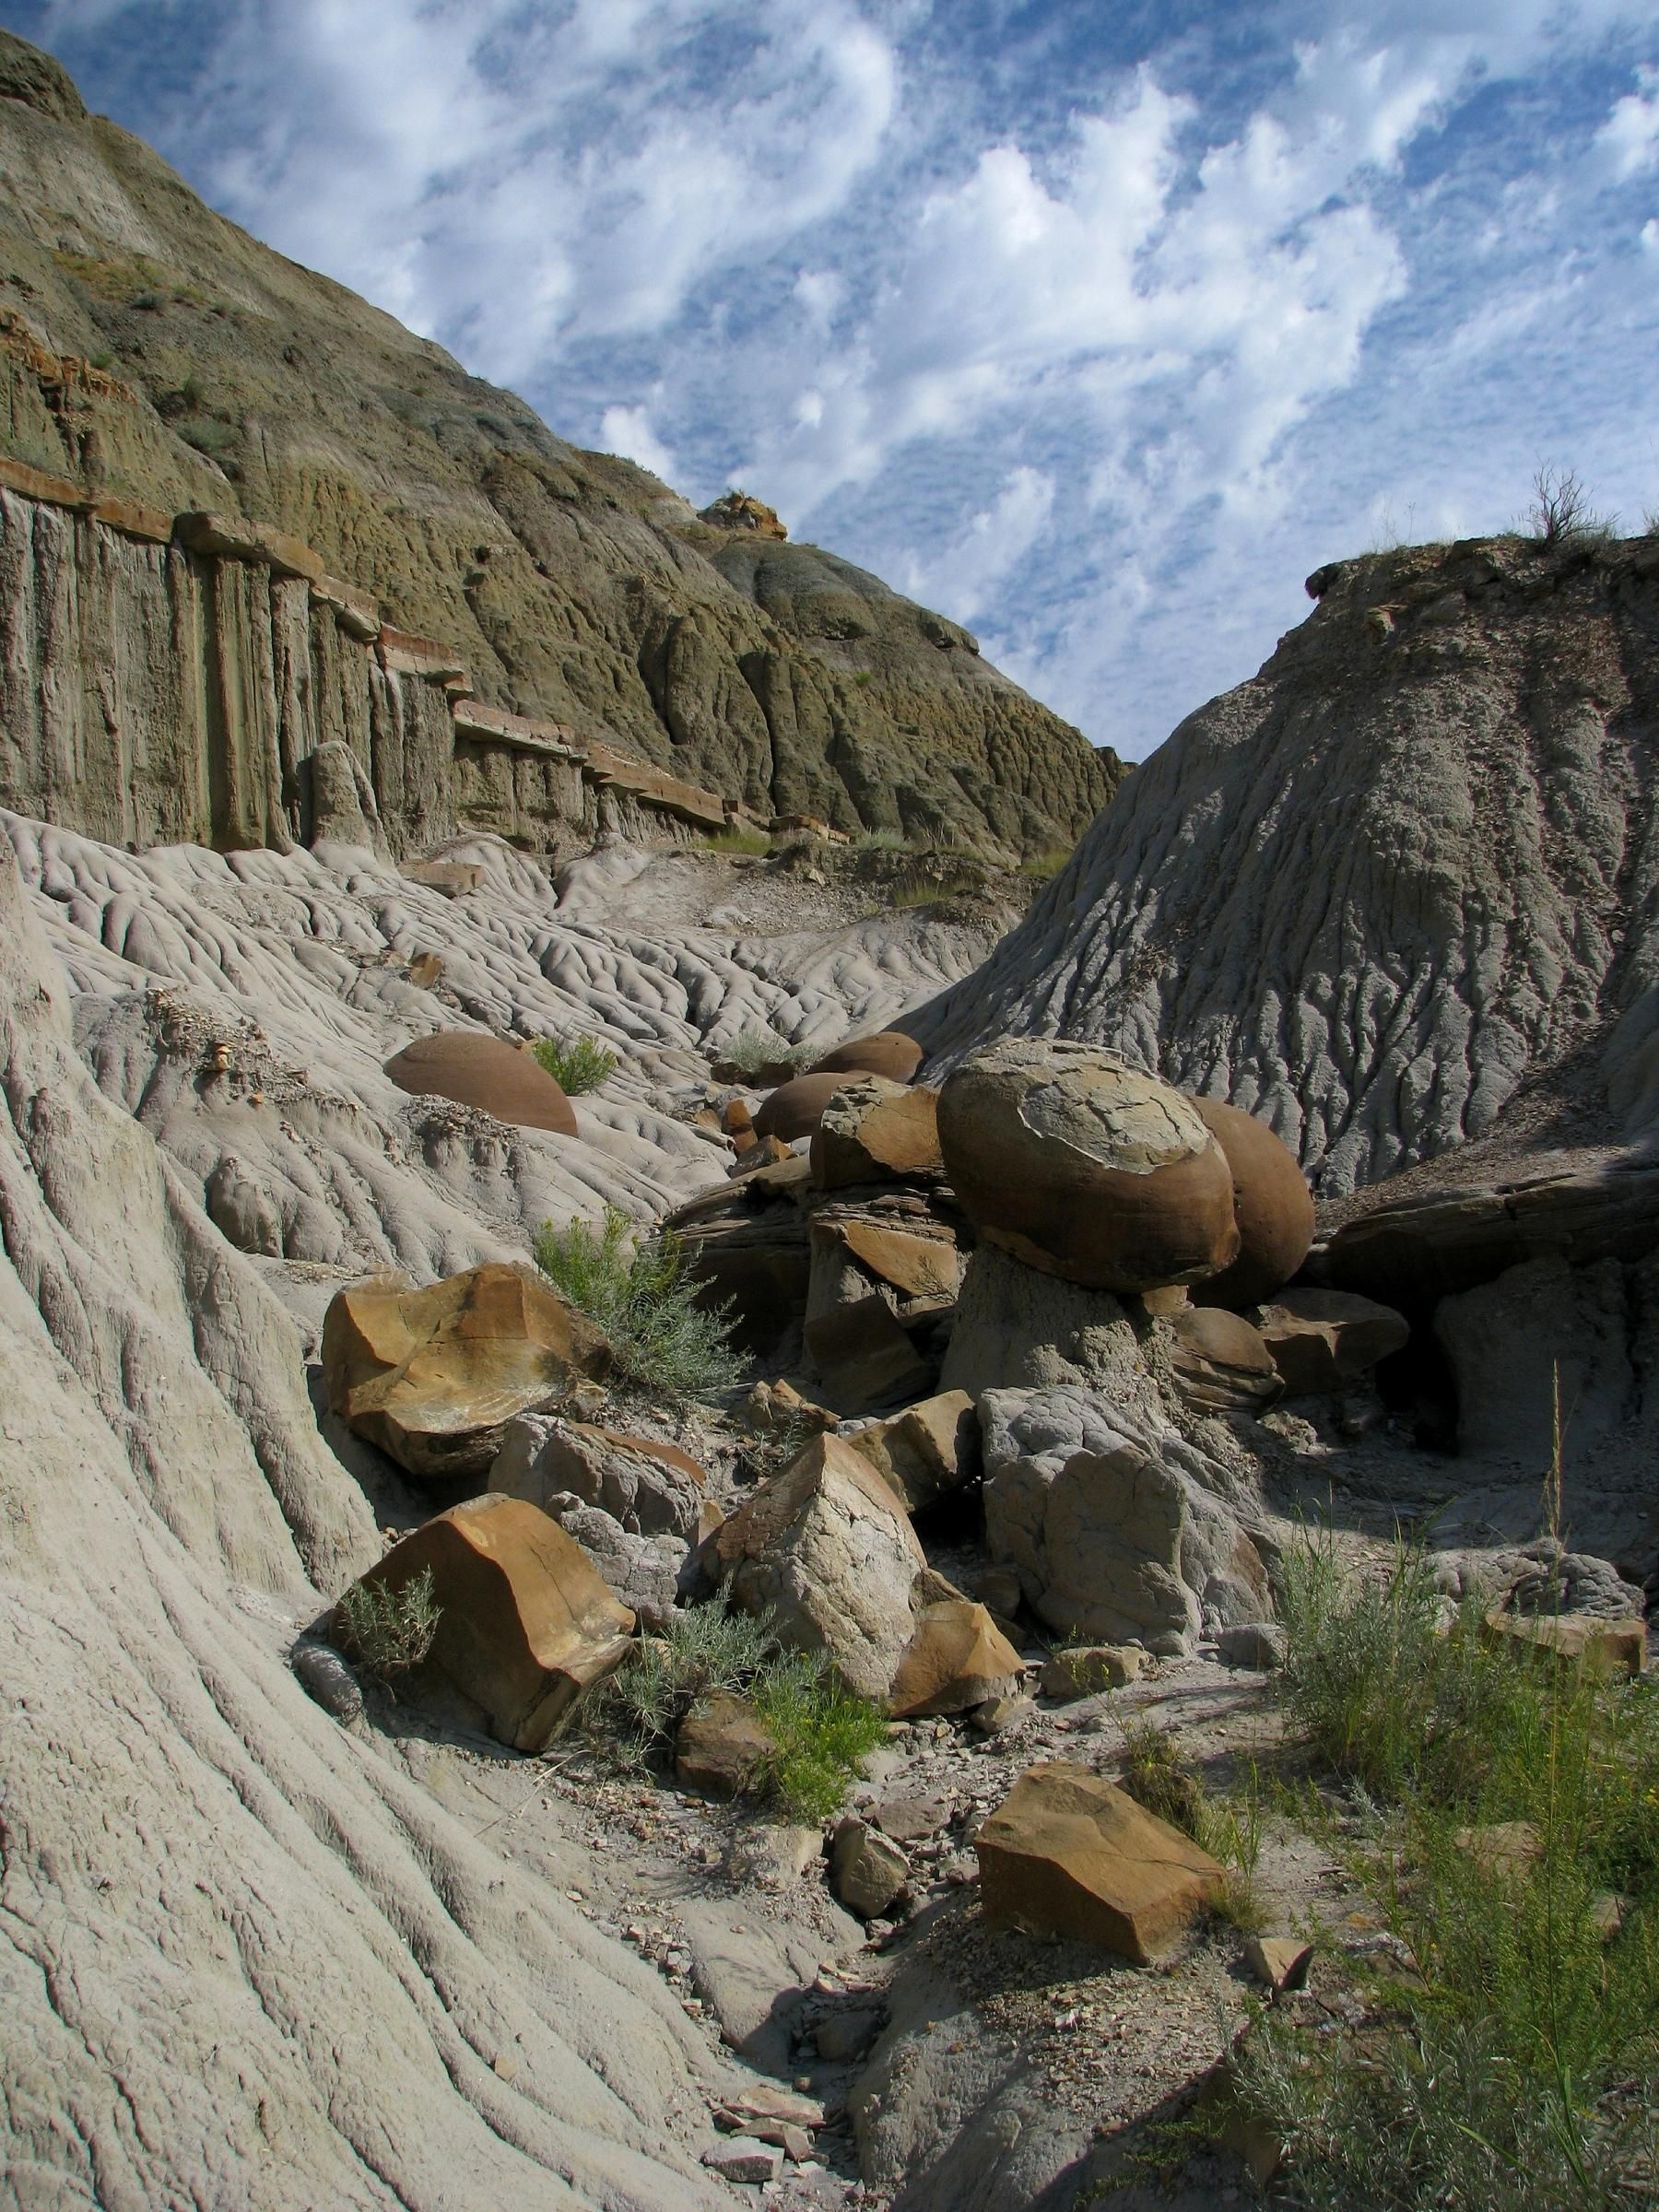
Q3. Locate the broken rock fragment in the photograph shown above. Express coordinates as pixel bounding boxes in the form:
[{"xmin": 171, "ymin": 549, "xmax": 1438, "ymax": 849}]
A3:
[
  {"xmin": 329, "ymin": 1494, "xmax": 633, "ymax": 1750},
  {"xmin": 889, "ymin": 1600, "xmax": 1024, "ymax": 1718},
  {"xmin": 831, "ymin": 1818, "xmax": 911, "ymax": 1916},
  {"xmin": 1253, "ymin": 1287, "xmax": 1409, "ymax": 1395},
  {"xmin": 845, "ymin": 1388, "xmax": 980, "ymax": 1512}
]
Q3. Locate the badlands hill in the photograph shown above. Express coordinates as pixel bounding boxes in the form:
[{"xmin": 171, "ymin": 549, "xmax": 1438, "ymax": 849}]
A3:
[
  {"xmin": 920, "ymin": 530, "xmax": 1659, "ymax": 1195},
  {"xmin": 0, "ymin": 30, "xmax": 1118, "ymax": 858}
]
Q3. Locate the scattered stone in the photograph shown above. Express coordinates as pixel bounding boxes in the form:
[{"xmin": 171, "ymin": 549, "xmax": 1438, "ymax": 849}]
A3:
[
  {"xmin": 727, "ymin": 1826, "xmax": 821, "ymax": 1888},
  {"xmin": 1214, "ymin": 1622, "xmax": 1287, "ymax": 1670},
  {"xmin": 976, "ymin": 1760, "xmax": 1224, "ymax": 1964},
  {"xmin": 290, "ymin": 1638, "xmax": 363, "ymax": 1724},
  {"xmin": 869, "ymin": 1794, "xmax": 952, "ymax": 1844},
  {"xmin": 1167, "ymin": 1305, "xmax": 1282, "ymax": 1415},
  {"xmin": 702, "ymin": 2137, "xmax": 784, "ymax": 2183},
  {"xmin": 718, "ymin": 2083, "xmax": 825, "ymax": 2130},
  {"xmin": 737, "ymin": 1376, "xmax": 840, "ymax": 1437},
  {"xmin": 406, "ymin": 949, "xmax": 443, "ymax": 989},
  {"xmin": 935, "ymin": 1039, "xmax": 1240, "ymax": 1291},
  {"xmin": 1253, "ymin": 1288, "xmax": 1409, "ymax": 1395},
  {"xmin": 814, "ymin": 2007, "xmax": 885, "ymax": 2062},
  {"xmin": 1038, "ymin": 1644, "xmax": 1144, "ymax": 1700},
  {"xmin": 490, "ymin": 1415, "xmax": 712, "ymax": 1540},
  {"xmin": 1481, "ymin": 1608, "xmax": 1647, "ymax": 1678},
  {"xmin": 676, "ymin": 1692, "xmax": 778, "ymax": 1798},
  {"xmin": 890, "ymin": 1600, "xmax": 1025, "ymax": 1718},
  {"xmin": 1590, "ymin": 1892, "xmax": 1626, "ymax": 1941},
  {"xmin": 1244, "ymin": 1935, "xmax": 1313, "ymax": 1992},
  {"xmin": 807, "ymin": 1031, "xmax": 924, "ymax": 1084},
  {"xmin": 844, "ymin": 1389, "xmax": 980, "ymax": 1512},
  {"xmin": 382, "ymin": 1030, "xmax": 578, "ymax": 1135},
  {"xmin": 1187, "ymin": 1096, "xmax": 1315, "ymax": 1309},
  {"xmin": 810, "ymin": 1077, "xmax": 944, "ymax": 1188},
  {"xmin": 831, "ymin": 1818, "xmax": 910, "ymax": 1917},
  {"xmin": 329, "ymin": 1496, "xmax": 633, "ymax": 1750},
  {"xmin": 713, "ymin": 1433, "xmax": 927, "ymax": 1699},
  {"xmin": 322, "ymin": 1264, "xmax": 612, "ymax": 1483}
]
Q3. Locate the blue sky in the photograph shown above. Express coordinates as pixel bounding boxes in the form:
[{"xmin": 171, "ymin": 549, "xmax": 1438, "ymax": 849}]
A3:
[{"xmin": 11, "ymin": 1, "xmax": 1659, "ymax": 759}]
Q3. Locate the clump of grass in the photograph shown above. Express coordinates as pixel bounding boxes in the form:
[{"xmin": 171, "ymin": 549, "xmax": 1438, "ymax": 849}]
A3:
[
  {"xmin": 592, "ymin": 1603, "xmax": 885, "ymax": 1822},
  {"xmin": 700, "ymin": 826, "xmax": 772, "ymax": 856},
  {"xmin": 1018, "ymin": 846, "xmax": 1072, "ymax": 881},
  {"xmin": 534, "ymin": 1204, "xmax": 741, "ymax": 1404},
  {"xmin": 1119, "ymin": 1717, "xmax": 1267, "ymax": 1928},
  {"xmin": 718, "ymin": 1027, "xmax": 814, "ymax": 1077},
  {"xmin": 530, "ymin": 1032, "xmax": 618, "ymax": 1095},
  {"xmin": 179, "ymin": 416, "xmax": 238, "ymax": 458},
  {"xmin": 336, "ymin": 1567, "xmax": 441, "ymax": 1689},
  {"xmin": 1223, "ymin": 1524, "xmax": 1659, "ymax": 2209},
  {"xmin": 1122, "ymin": 1715, "xmax": 1208, "ymax": 1835}
]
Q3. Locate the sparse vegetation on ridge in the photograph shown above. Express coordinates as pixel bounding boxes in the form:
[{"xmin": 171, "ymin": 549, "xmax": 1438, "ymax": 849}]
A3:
[
  {"xmin": 534, "ymin": 1204, "xmax": 742, "ymax": 1405},
  {"xmin": 530, "ymin": 1032, "xmax": 618, "ymax": 1095}
]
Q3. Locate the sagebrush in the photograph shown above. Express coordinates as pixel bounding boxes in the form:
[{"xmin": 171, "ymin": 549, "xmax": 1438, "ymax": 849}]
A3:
[
  {"xmin": 530, "ymin": 1032, "xmax": 618, "ymax": 1095},
  {"xmin": 336, "ymin": 1567, "xmax": 441, "ymax": 1687},
  {"xmin": 534, "ymin": 1204, "xmax": 741, "ymax": 1404},
  {"xmin": 717, "ymin": 1027, "xmax": 814, "ymax": 1076}
]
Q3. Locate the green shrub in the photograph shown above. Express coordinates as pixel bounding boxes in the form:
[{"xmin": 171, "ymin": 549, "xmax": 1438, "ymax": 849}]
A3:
[
  {"xmin": 1227, "ymin": 1529, "xmax": 1659, "ymax": 2209},
  {"xmin": 700, "ymin": 826, "xmax": 772, "ymax": 856},
  {"xmin": 179, "ymin": 416, "xmax": 237, "ymax": 458},
  {"xmin": 1118, "ymin": 1719, "xmax": 1267, "ymax": 1929},
  {"xmin": 534, "ymin": 1204, "xmax": 741, "ymax": 1404},
  {"xmin": 530, "ymin": 1032, "xmax": 618, "ymax": 1095},
  {"xmin": 1018, "ymin": 846, "xmax": 1072, "ymax": 881},
  {"xmin": 718, "ymin": 1027, "xmax": 814, "ymax": 1077},
  {"xmin": 336, "ymin": 1566, "xmax": 441, "ymax": 1688},
  {"xmin": 592, "ymin": 1603, "xmax": 885, "ymax": 1821}
]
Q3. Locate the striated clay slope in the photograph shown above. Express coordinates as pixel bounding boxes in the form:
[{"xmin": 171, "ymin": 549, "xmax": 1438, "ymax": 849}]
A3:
[
  {"xmin": 919, "ymin": 531, "xmax": 1659, "ymax": 1196},
  {"xmin": 0, "ymin": 31, "xmax": 1119, "ymax": 857}
]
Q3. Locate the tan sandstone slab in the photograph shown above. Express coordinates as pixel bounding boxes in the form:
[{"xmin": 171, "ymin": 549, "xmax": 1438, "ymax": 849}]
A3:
[
  {"xmin": 810, "ymin": 1077, "xmax": 943, "ymax": 1189},
  {"xmin": 977, "ymin": 1760, "xmax": 1224, "ymax": 1964},
  {"xmin": 1481, "ymin": 1608, "xmax": 1647, "ymax": 1679},
  {"xmin": 323, "ymin": 1263, "xmax": 612, "ymax": 1482},
  {"xmin": 846, "ymin": 1389, "xmax": 979, "ymax": 1512},
  {"xmin": 331, "ymin": 1494, "xmax": 633, "ymax": 1750},
  {"xmin": 1253, "ymin": 1287, "xmax": 1409, "ymax": 1394},
  {"xmin": 889, "ymin": 1599, "xmax": 1025, "ymax": 1718}
]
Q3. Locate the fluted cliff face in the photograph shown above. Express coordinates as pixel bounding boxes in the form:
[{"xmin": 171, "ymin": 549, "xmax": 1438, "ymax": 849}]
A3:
[
  {"xmin": 0, "ymin": 32, "xmax": 1120, "ymax": 858},
  {"xmin": 919, "ymin": 532, "xmax": 1659, "ymax": 1195}
]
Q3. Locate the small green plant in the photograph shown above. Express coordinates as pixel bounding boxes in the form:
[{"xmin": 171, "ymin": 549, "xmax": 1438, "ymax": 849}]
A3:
[
  {"xmin": 87, "ymin": 347, "xmax": 114, "ymax": 372},
  {"xmin": 534, "ymin": 1204, "xmax": 742, "ymax": 1404},
  {"xmin": 718, "ymin": 1027, "xmax": 814, "ymax": 1077},
  {"xmin": 530, "ymin": 1032, "xmax": 618, "ymax": 1095},
  {"xmin": 700, "ymin": 826, "xmax": 772, "ymax": 856},
  {"xmin": 1018, "ymin": 846, "xmax": 1072, "ymax": 881},
  {"xmin": 180, "ymin": 416, "xmax": 237, "ymax": 458},
  {"xmin": 337, "ymin": 1566, "xmax": 441, "ymax": 1688},
  {"xmin": 1121, "ymin": 1715, "xmax": 1208, "ymax": 1835},
  {"xmin": 592, "ymin": 1603, "xmax": 885, "ymax": 1821}
]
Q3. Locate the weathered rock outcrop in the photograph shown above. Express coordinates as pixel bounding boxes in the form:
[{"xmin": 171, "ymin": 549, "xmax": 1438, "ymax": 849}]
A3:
[
  {"xmin": 0, "ymin": 32, "xmax": 1118, "ymax": 859},
  {"xmin": 921, "ymin": 532, "xmax": 1659, "ymax": 1193}
]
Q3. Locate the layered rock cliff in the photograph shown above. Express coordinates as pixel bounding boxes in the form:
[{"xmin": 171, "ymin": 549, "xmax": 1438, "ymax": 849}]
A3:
[
  {"xmin": 0, "ymin": 31, "xmax": 1120, "ymax": 858},
  {"xmin": 919, "ymin": 531, "xmax": 1659, "ymax": 1195}
]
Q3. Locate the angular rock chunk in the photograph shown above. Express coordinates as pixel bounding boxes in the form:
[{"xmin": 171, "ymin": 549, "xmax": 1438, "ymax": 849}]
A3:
[
  {"xmin": 831, "ymin": 1818, "xmax": 911, "ymax": 1916},
  {"xmin": 807, "ymin": 1031, "xmax": 924, "ymax": 1084},
  {"xmin": 322, "ymin": 1264, "xmax": 612, "ymax": 1482},
  {"xmin": 889, "ymin": 1600, "xmax": 1024, "ymax": 1717},
  {"xmin": 383, "ymin": 1030, "xmax": 578, "ymax": 1135},
  {"xmin": 702, "ymin": 2139, "xmax": 784, "ymax": 2183},
  {"xmin": 846, "ymin": 1389, "xmax": 980, "ymax": 1512},
  {"xmin": 754, "ymin": 1071, "xmax": 846, "ymax": 1143},
  {"xmin": 976, "ymin": 1760, "xmax": 1223, "ymax": 1963},
  {"xmin": 810, "ymin": 1077, "xmax": 943, "ymax": 1188},
  {"xmin": 1188, "ymin": 1097, "xmax": 1314, "ymax": 1309},
  {"xmin": 1038, "ymin": 1645, "xmax": 1144, "ymax": 1700},
  {"xmin": 491, "ymin": 1415, "xmax": 712, "ymax": 1541},
  {"xmin": 1482, "ymin": 1608, "xmax": 1646, "ymax": 1678},
  {"xmin": 712, "ymin": 1434, "xmax": 926, "ymax": 1700},
  {"xmin": 1167, "ymin": 1306, "xmax": 1282, "ymax": 1415},
  {"xmin": 1254, "ymin": 1287, "xmax": 1409, "ymax": 1394},
  {"xmin": 936, "ymin": 1039, "xmax": 1239, "ymax": 1291},
  {"xmin": 805, "ymin": 1294, "xmax": 933, "ymax": 1414},
  {"xmin": 676, "ymin": 1691, "xmax": 778, "ymax": 1797},
  {"xmin": 330, "ymin": 1495, "xmax": 633, "ymax": 1750},
  {"xmin": 832, "ymin": 1216, "xmax": 961, "ymax": 1300}
]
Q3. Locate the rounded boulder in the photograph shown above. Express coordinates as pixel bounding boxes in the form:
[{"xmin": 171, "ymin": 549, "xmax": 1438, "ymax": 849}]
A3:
[
  {"xmin": 1187, "ymin": 1097, "xmax": 1314, "ymax": 1309},
  {"xmin": 807, "ymin": 1031, "xmax": 924, "ymax": 1084},
  {"xmin": 753, "ymin": 1070, "xmax": 846, "ymax": 1145},
  {"xmin": 935, "ymin": 1039, "xmax": 1239, "ymax": 1292},
  {"xmin": 384, "ymin": 1031, "xmax": 579, "ymax": 1135}
]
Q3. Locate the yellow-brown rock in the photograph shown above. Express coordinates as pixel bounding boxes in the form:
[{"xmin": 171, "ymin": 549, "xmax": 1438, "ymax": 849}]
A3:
[
  {"xmin": 1167, "ymin": 1305, "xmax": 1282, "ymax": 1415},
  {"xmin": 384, "ymin": 1031, "xmax": 579, "ymax": 1135},
  {"xmin": 331, "ymin": 1494, "xmax": 633, "ymax": 1750},
  {"xmin": 1188, "ymin": 1097, "xmax": 1314, "ymax": 1309},
  {"xmin": 753, "ymin": 1071, "xmax": 845, "ymax": 1144},
  {"xmin": 937, "ymin": 1040, "xmax": 1239, "ymax": 1292},
  {"xmin": 845, "ymin": 1390, "xmax": 979, "ymax": 1512},
  {"xmin": 322, "ymin": 1263, "xmax": 612, "ymax": 1482},
  {"xmin": 977, "ymin": 1760, "xmax": 1223, "ymax": 1964},
  {"xmin": 810, "ymin": 1078, "xmax": 943, "ymax": 1188},
  {"xmin": 807, "ymin": 1032, "xmax": 924, "ymax": 1084},
  {"xmin": 889, "ymin": 1600, "xmax": 1024, "ymax": 1717},
  {"xmin": 833, "ymin": 1218, "xmax": 960, "ymax": 1300}
]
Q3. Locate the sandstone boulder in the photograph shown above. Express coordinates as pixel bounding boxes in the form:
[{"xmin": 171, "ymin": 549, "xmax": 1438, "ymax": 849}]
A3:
[
  {"xmin": 490, "ymin": 1415, "xmax": 712, "ymax": 1542},
  {"xmin": 976, "ymin": 1761, "xmax": 1223, "ymax": 1963},
  {"xmin": 712, "ymin": 1434, "xmax": 926, "ymax": 1699},
  {"xmin": 383, "ymin": 1031, "xmax": 578, "ymax": 1135},
  {"xmin": 676, "ymin": 1691, "xmax": 778, "ymax": 1797},
  {"xmin": 754, "ymin": 1071, "xmax": 845, "ymax": 1143},
  {"xmin": 831, "ymin": 1818, "xmax": 911, "ymax": 1916},
  {"xmin": 1189, "ymin": 1097, "xmax": 1314, "ymax": 1307},
  {"xmin": 888, "ymin": 1600, "xmax": 1025, "ymax": 1717},
  {"xmin": 809, "ymin": 1075, "xmax": 944, "ymax": 1187},
  {"xmin": 1167, "ymin": 1306, "xmax": 1282, "ymax": 1416},
  {"xmin": 808, "ymin": 1031, "xmax": 924, "ymax": 1084},
  {"xmin": 845, "ymin": 1390, "xmax": 980, "ymax": 1512},
  {"xmin": 821, "ymin": 1213, "xmax": 961, "ymax": 1300},
  {"xmin": 322, "ymin": 1265, "xmax": 612, "ymax": 1483},
  {"xmin": 935, "ymin": 1040, "xmax": 1239, "ymax": 1291},
  {"xmin": 330, "ymin": 1495, "xmax": 633, "ymax": 1749},
  {"xmin": 1254, "ymin": 1287, "xmax": 1409, "ymax": 1395},
  {"xmin": 804, "ymin": 1294, "xmax": 934, "ymax": 1414},
  {"xmin": 1482, "ymin": 1608, "xmax": 1646, "ymax": 1678},
  {"xmin": 981, "ymin": 1386, "xmax": 1270, "ymax": 1654},
  {"xmin": 1038, "ymin": 1645, "xmax": 1144, "ymax": 1700}
]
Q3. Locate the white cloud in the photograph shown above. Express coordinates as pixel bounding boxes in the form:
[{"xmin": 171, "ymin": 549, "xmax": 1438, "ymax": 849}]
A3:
[
  {"xmin": 1594, "ymin": 66, "xmax": 1659, "ymax": 180},
  {"xmin": 901, "ymin": 465, "xmax": 1055, "ymax": 622},
  {"xmin": 597, "ymin": 403, "xmax": 677, "ymax": 481}
]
